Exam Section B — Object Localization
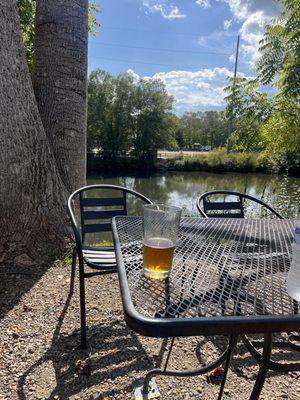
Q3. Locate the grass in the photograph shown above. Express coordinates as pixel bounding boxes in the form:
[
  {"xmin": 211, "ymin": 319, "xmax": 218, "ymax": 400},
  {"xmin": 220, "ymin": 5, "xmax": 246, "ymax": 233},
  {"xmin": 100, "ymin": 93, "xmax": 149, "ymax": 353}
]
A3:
[{"xmin": 168, "ymin": 148, "xmax": 280, "ymax": 174}]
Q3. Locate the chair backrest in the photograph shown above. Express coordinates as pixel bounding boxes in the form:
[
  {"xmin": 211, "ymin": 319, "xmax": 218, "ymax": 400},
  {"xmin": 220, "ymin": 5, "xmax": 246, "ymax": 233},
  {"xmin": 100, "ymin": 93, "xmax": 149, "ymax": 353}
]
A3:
[
  {"xmin": 68, "ymin": 184, "xmax": 153, "ymax": 249},
  {"xmin": 197, "ymin": 190, "xmax": 284, "ymax": 219}
]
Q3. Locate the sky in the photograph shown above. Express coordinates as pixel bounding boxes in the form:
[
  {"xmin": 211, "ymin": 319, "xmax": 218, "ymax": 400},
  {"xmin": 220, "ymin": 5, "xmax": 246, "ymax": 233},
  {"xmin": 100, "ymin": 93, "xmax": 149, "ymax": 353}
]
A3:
[{"xmin": 89, "ymin": 0, "xmax": 281, "ymax": 114}]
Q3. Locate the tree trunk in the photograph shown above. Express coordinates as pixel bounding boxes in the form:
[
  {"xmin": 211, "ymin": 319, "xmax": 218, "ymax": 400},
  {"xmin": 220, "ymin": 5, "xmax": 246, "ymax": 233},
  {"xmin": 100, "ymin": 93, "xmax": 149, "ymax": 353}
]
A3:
[
  {"xmin": 0, "ymin": 1, "xmax": 69, "ymax": 266},
  {"xmin": 33, "ymin": 0, "xmax": 88, "ymax": 193}
]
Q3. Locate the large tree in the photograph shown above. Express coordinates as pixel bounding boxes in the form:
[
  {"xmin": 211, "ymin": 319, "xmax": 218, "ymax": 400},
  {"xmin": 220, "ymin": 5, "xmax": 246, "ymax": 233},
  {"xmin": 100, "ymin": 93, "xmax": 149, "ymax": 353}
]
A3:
[
  {"xmin": 87, "ymin": 70, "xmax": 175, "ymax": 164},
  {"xmin": 0, "ymin": 0, "xmax": 88, "ymax": 266},
  {"xmin": 33, "ymin": 0, "xmax": 88, "ymax": 193},
  {"xmin": 17, "ymin": 0, "xmax": 98, "ymax": 70}
]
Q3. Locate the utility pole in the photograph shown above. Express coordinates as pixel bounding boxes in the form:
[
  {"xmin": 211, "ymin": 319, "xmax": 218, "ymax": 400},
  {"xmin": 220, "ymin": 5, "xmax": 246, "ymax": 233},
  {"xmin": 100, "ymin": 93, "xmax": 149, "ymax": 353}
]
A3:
[{"xmin": 226, "ymin": 34, "xmax": 240, "ymax": 154}]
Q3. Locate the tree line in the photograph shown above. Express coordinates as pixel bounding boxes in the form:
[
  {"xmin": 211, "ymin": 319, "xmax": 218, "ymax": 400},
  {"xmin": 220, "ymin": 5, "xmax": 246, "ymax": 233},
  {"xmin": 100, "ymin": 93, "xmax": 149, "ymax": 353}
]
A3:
[
  {"xmin": 87, "ymin": 70, "xmax": 229, "ymax": 164},
  {"xmin": 88, "ymin": 0, "xmax": 299, "ymax": 171}
]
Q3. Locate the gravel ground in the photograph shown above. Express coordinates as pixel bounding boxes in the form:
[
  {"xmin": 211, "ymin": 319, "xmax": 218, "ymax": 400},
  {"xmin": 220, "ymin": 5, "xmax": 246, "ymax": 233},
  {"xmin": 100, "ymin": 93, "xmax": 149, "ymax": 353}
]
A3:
[{"xmin": 0, "ymin": 261, "xmax": 300, "ymax": 400}]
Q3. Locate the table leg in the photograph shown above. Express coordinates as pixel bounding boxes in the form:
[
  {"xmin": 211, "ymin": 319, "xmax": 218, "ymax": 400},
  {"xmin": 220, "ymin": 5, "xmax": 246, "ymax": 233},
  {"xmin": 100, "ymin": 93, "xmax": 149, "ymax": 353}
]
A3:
[
  {"xmin": 217, "ymin": 335, "xmax": 238, "ymax": 400},
  {"xmin": 249, "ymin": 333, "xmax": 272, "ymax": 400},
  {"xmin": 142, "ymin": 336, "xmax": 235, "ymax": 400}
]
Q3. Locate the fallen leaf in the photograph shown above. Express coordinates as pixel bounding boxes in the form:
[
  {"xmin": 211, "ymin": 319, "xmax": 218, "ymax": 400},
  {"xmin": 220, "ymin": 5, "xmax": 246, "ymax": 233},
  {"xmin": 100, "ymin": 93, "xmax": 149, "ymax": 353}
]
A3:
[
  {"xmin": 12, "ymin": 326, "xmax": 21, "ymax": 338},
  {"xmin": 206, "ymin": 367, "xmax": 224, "ymax": 384}
]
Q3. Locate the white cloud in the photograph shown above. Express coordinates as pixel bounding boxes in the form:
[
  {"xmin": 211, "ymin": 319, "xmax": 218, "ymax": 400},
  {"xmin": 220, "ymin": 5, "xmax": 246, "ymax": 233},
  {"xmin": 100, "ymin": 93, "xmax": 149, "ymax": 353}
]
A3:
[
  {"xmin": 223, "ymin": 19, "xmax": 232, "ymax": 30},
  {"xmin": 128, "ymin": 67, "xmax": 248, "ymax": 114},
  {"xmin": 162, "ymin": 6, "xmax": 186, "ymax": 19},
  {"xmin": 127, "ymin": 69, "xmax": 140, "ymax": 83},
  {"xmin": 196, "ymin": 0, "xmax": 211, "ymax": 9},
  {"xmin": 143, "ymin": 1, "xmax": 186, "ymax": 20},
  {"xmin": 220, "ymin": 0, "xmax": 281, "ymax": 68},
  {"xmin": 240, "ymin": 11, "xmax": 269, "ymax": 66},
  {"xmin": 221, "ymin": 0, "xmax": 280, "ymax": 20}
]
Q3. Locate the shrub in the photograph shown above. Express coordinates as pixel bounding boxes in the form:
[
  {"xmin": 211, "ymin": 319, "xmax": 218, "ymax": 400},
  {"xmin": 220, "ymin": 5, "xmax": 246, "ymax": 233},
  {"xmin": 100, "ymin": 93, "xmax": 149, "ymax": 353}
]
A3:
[{"xmin": 168, "ymin": 147, "xmax": 297, "ymax": 174}]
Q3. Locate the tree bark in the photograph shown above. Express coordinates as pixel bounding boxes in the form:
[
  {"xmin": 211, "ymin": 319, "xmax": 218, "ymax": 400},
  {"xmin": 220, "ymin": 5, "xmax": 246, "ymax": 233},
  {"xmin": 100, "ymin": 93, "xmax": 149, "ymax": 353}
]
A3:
[
  {"xmin": 33, "ymin": 0, "xmax": 88, "ymax": 193},
  {"xmin": 0, "ymin": 1, "xmax": 69, "ymax": 266}
]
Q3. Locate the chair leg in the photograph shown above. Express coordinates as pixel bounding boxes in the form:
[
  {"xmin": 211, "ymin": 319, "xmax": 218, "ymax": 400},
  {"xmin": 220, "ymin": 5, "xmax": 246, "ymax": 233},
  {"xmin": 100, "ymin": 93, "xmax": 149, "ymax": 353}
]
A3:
[
  {"xmin": 78, "ymin": 259, "xmax": 87, "ymax": 349},
  {"xmin": 69, "ymin": 248, "xmax": 77, "ymax": 295}
]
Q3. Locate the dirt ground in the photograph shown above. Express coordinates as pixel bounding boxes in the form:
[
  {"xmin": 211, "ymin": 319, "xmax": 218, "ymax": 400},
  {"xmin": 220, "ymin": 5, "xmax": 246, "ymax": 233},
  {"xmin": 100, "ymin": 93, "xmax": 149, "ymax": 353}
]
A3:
[{"xmin": 0, "ymin": 261, "xmax": 300, "ymax": 400}]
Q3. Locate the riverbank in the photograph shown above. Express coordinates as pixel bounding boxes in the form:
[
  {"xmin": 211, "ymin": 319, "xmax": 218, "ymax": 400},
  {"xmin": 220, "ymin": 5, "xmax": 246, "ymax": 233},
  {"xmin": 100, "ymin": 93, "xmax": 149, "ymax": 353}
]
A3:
[{"xmin": 87, "ymin": 149, "xmax": 299, "ymax": 177}]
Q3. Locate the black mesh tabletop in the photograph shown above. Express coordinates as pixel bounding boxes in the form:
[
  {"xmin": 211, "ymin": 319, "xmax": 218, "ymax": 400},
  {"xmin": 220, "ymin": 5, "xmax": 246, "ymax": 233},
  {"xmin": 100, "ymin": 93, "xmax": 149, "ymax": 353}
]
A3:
[{"xmin": 112, "ymin": 217, "xmax": 300, "ymax": 337}]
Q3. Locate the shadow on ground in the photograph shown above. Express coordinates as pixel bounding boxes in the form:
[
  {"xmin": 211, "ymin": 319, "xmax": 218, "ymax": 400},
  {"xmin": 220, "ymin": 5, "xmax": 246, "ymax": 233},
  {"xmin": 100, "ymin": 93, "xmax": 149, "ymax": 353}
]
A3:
[
  {"xmin": 16, "ymin": 284, "xmax": 167, "ymax": 400},
  {"xmin": 195, "ymin": 334, "xmax": 300, "ymax": 381},
  {"xmin": 0, "ymin": 264, "xmax": 50, "ymax": 320}
]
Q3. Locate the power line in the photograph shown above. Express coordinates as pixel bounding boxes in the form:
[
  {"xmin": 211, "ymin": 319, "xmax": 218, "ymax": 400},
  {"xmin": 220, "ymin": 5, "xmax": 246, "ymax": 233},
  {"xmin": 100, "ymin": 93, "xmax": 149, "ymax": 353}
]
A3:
[
  {"xmin": 102, "ymin": 25, "xmax": 208, "ymax": 38},
  {"xmin": 91, "ymin": 41, "xmax": 232, "ymax": 56},
  {"xmin": 90, "ymin": 55, "xmax": 222, "ymax": 70}
]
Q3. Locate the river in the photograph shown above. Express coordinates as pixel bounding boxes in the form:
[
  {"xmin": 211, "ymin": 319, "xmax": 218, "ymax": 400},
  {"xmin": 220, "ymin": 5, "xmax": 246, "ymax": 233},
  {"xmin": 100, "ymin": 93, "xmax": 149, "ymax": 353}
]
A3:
[{"xmin": 87, "ymin": 171, "xmax": 300, "ymax": 219}]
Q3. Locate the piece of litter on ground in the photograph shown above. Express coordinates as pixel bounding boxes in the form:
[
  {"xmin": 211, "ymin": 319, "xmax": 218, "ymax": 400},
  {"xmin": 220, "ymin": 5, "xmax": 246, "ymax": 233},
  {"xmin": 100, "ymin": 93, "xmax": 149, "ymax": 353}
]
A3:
[
  {"xmin": 206, "ymin": 367, "xmax": 224, "ymax": 384},
  {"xmin": 133, "ymin": 378, "xmax": 160, "ymax": 400}
]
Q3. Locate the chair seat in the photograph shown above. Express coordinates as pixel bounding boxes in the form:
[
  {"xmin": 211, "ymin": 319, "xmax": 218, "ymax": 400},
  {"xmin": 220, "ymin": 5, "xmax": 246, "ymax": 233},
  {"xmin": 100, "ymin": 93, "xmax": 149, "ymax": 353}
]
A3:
[{"xmin": 83, "ymin": 248, "xmax": 116, "ymax": 267}]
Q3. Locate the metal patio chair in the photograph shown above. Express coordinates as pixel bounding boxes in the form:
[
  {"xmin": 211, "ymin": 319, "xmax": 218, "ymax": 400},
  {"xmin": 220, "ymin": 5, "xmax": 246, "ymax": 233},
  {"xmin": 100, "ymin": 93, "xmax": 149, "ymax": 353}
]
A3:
[
  {"xmin": 196, "ymin": 190, "xmax": 284, "ymax": 219},
  {"xmin": 68, "ymin": 184, "xmax": 152, "ymax": 348}
]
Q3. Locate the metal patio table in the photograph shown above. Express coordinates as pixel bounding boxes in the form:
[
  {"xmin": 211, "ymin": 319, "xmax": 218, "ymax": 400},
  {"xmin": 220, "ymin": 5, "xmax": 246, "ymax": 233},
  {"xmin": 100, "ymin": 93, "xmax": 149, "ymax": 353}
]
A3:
[{"xmin": 112, "ymin": 216, "xmax": 300, "ymax": 399}]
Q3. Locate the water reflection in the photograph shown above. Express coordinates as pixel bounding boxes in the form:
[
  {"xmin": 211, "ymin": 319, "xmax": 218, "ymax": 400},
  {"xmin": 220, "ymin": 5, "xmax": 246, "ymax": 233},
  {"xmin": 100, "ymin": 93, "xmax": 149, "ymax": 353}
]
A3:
[{"xmin": 87, "ymin": 172, "xmax": 300, "ymax": 219}]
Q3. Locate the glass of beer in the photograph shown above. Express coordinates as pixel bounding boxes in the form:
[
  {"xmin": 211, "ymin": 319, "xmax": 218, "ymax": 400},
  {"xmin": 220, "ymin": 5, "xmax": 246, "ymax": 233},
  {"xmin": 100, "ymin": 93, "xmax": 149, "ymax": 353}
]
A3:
[{"xmin": 142, "ymin": 204, "xmax": 182, "ymax": 280}]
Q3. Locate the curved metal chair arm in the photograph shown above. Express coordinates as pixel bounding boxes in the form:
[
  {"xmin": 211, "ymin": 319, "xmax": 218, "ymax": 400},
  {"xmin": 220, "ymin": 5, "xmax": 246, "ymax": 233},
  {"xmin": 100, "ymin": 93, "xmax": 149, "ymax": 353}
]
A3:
[{"xmin": 196, "ymin": 190, "xmax": 284, "ymax": 219}]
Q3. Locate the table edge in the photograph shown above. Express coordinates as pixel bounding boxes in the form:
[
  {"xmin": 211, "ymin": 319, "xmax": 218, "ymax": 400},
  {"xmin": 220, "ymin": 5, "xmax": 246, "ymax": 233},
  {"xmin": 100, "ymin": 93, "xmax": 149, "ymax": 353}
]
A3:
[{"xmin": 112, "ymin": 216, "xmax": 300, "ymax": 338}]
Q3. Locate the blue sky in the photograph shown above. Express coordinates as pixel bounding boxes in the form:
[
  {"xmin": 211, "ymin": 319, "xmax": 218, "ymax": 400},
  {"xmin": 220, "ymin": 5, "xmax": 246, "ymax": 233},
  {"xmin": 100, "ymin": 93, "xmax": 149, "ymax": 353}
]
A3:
[{"xmin": 89, "ymin": 0, "xmax": 280, "ymax": 114}]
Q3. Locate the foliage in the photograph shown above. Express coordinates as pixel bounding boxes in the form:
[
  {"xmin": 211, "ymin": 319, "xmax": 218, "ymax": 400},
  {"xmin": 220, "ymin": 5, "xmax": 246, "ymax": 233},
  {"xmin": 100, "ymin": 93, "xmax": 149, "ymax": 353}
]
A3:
[
  {"xmin": 88, "ymin": 2, "xmax": 100, "ymax": 36},
  {"xmin": 174, "ymin": 111, "xmax": 228, "ymax": 150},
  {"xmin": 257, "ymin": 0, "xmax": 300, "ymax": 99},
  {"xmin": 17, "ymin": 0, "xmax": 35, "ymax": 69},
  {"xmin": 224, "ymin": 0, "xmax": 299, "ymax": 172},
  {"xmin": 88, "ymin": 70, "xmax": 136, "ymax": 159},
  {"xmin": 168, "ymin": 148, "xmax": 278, "ymax": 173},
  {"xmin": 17, "ymin": 1, "xmax": 99, "ymax": 69},
  {"xmin": 224, "ymin": 76, "xmax": 299, "ymax": 171},
  {"xmin": 87, "ymin": 69, "xmax": 174, "ymax": 166},
  {"xmin": 259, "ymin": 96, "xmax": 300, "ymax": 171},
  {"xmin": 224, "ymin": 77, "xmax": 273, "ymax": 152},
  {"xmin": 133, "ymin": 79, "xmax": 174, "ymax": 164}
]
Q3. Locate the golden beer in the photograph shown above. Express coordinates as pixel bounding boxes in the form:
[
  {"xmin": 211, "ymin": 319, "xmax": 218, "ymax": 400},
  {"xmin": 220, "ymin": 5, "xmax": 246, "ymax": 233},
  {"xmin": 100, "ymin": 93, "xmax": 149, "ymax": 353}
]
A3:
[{"xmin": 143, "ymin": 237, "xmax": 175, "ymax": 279}]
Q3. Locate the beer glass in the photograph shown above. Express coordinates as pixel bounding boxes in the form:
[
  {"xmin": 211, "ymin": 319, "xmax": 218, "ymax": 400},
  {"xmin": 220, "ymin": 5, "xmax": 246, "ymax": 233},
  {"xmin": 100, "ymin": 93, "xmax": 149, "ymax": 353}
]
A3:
[{"xmin": 142, "ymin": 204, "xmax": 182, "ymax": 279}]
